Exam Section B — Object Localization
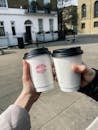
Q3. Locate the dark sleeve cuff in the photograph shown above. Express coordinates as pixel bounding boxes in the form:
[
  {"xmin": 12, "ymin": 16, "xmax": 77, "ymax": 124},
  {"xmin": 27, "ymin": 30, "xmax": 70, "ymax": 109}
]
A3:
[
  {"xmin": 79, "ymin": 69, "xmax": 98, "ymax": 101},
  {"xmin": 92, "ymin": 69, "xmax": 98, "ymax": 84}
]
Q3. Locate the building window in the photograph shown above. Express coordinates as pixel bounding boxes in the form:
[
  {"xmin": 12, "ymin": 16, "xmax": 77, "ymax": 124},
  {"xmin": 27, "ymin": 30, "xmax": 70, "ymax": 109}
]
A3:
[
  {"xmin": 49, "ymin": 19, "xmax": 54, "ymax": 32},
  {"xmin": 24, "ymin": 20, "xmax": 32, "ymax": 25},
  {"xmin": 0, "ymin": 22, "xmax": 5, "ymax": 36},
  {"xmin": 81, "ymin": 4, "xmax": 86, "ymax": 18},
  {"xmin": 94, "ymin": 1, "xmax": 98, "ymax": 17},
  {"xmin": 81, "ymin": 23, "xmax": 85, "ymax": 29},
  {"xmin": 11, "ymin": 21, "xmax": 16, "ymax": 35},
  {"xmin": 0, "ymin": 0, "xmax": 8, "ymax": 7},
  {"xmin": 94, "ymin": 22, "xmax": 98, "ymax": 27},
  {"xmin": 38, "ymin": 19, "xmax": 43, "ymax": 32}
]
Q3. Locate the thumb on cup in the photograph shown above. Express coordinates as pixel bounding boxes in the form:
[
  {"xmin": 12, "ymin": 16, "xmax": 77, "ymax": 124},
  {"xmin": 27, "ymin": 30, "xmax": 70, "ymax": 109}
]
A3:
[{"xmin": 72, "ymin": 64, "xmax": 86, "ymax": 74}]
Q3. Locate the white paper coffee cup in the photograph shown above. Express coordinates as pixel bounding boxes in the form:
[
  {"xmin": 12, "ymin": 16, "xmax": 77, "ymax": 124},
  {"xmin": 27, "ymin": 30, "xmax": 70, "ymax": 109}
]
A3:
[
  {"xmin": 52, "ymin": 47, "xmax": 83, "ymax": 92},
  {"xmin": 23, "ymin": 48, "xmax": 54, "ymax": 92}
]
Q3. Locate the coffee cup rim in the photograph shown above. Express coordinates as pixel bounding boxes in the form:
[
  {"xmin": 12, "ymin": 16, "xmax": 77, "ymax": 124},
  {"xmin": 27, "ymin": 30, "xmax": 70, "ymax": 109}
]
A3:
[
  {"xmin": 23, "ymin": 47, "xmax": 51, "ymax": 59},
  {"xmin": 52, "ymin": 46, "xmax": 83, "ymax": 58}
]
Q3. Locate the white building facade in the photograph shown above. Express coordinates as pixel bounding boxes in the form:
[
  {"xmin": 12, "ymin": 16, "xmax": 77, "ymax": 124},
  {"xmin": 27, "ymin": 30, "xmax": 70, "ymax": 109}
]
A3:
[{"xmin": 0, "ymin": 0, "xmax": 58, "ymax": 47}]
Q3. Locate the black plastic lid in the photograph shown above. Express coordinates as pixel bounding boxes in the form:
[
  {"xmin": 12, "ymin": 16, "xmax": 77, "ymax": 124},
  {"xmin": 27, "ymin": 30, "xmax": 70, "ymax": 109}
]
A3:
[
  {"xmin": 23, "ymin": 47, "xmax": 50, "ymax": 59},
  {"xmin": 52, "ymin": 47, "xmax": 83, "ymax": 57}
]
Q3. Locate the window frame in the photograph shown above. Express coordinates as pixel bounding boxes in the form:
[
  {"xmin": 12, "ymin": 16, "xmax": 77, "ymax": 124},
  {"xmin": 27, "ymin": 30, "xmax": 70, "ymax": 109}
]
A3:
[
  {"xmin": 11, "ymin": 21, "xmax": 16, "ymax": 36},
  {"xmin": 81, "ymin": 4, "xmax": 86, "ymax": 18},
  {"xmin": 0, "ymin": 21, "xmax": 5, "ymax": 36},
  {"xmin": 81, "ymin": 23, "xmax": 85, "ymax": 29},
  {"xmin": 38, "ymin": 19, "xmax": 43, "ymax": 32},
  {"xmin": 0, "ymin": 0, "xmax": 8, "ymax": 8},
  {"xmin": 49, "ymin": 19, "xmax": 54, "ymax": 32},
  {"xmin": 94, "ymin": 1, "xmax": 98, "ymax": 17},
  {"xmin": 94, "ymin": 22, "xmax": 98, "ymax": 27}
]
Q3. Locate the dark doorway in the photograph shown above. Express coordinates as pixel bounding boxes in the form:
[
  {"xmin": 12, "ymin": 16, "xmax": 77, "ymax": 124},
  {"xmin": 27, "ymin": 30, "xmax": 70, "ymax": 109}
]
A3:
[{"xmin": 25, "ymin": 26, "xmax": 32, "ymax": 43}]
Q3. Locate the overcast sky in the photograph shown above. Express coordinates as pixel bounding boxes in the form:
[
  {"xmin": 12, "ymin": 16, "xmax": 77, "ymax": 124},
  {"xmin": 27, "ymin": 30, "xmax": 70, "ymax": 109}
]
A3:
[
  {"xmin": 57, "ymin": 0, "xmax": 78, "ymax": 8},
  {"xmin": 44, "ymin": 0, "xmax": 50, "ymax": 4}
]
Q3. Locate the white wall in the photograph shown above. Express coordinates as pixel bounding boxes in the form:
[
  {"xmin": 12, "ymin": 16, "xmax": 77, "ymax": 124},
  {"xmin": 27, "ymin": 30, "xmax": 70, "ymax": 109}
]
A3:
[
  {"xmin": 0, "ymin": 8, "xmax": 25, "ymax": 15},
  {"xmin": 0, "ymin": 8, "xmax": 58, "ymax": 46},
  {"xmin": 0, "ymin": 8, "xmax": 58, "ymax": 33}
]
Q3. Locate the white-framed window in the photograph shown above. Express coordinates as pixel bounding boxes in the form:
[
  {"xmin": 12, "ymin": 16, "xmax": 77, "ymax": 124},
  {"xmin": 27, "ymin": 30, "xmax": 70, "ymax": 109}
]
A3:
[
  {"xmin": 11, "ymin": 21, "xmax": 16, "ymax": 35},
  {"xmin": 0, "ymin": 0, "xmax": 8, "ymax": 7},
  {"xmin": 38, "ymin": 19, "xmax": 43, "ymax": 32},
  {"xmin": 49, "ymin": 19, "xmax": 54, "ymax": 32},
  {"xmin": 0, "ymin": 21, "xmax": 5, "ymax": 36}
]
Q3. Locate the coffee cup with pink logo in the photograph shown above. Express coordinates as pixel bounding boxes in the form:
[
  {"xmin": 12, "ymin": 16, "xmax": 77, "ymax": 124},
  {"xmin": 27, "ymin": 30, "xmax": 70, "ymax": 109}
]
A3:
[{"xmin": 23, "ymin": 48, "xmax": 54, "ymax": 92}]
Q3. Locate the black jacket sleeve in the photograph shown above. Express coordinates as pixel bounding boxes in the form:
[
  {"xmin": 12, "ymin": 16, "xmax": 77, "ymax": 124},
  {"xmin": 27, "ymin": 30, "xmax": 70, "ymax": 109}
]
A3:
[{"xmin": 79, "ymin": 69, "xmax": 98, "ymax": 101}]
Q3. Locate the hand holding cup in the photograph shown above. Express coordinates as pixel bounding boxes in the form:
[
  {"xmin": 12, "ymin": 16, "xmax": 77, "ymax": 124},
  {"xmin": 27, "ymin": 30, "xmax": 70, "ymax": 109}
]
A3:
[{"xmin": 72, "ymin": 64, "xmax": 96, "ymax": 87}]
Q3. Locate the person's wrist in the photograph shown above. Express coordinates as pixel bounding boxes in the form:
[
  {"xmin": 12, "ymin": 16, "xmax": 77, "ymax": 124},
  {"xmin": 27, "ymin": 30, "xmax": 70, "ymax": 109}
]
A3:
[
  {"xmin": 21, "ymin": 90, "xmax": 33, "ymax": 99},
  {"xmin": 14, "ymin": 91, "xmax": 34, "ymax": 112},
  {"xmin": 84, "ymin": 68, "xmax": 96, "ymax": 83}
]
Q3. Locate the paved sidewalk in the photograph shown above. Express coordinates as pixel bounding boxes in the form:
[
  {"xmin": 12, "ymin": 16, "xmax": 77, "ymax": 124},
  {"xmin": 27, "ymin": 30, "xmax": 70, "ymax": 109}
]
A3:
[{"xmin": 0, "ymin": 43, "xmax": 98, "ymax": 129}]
